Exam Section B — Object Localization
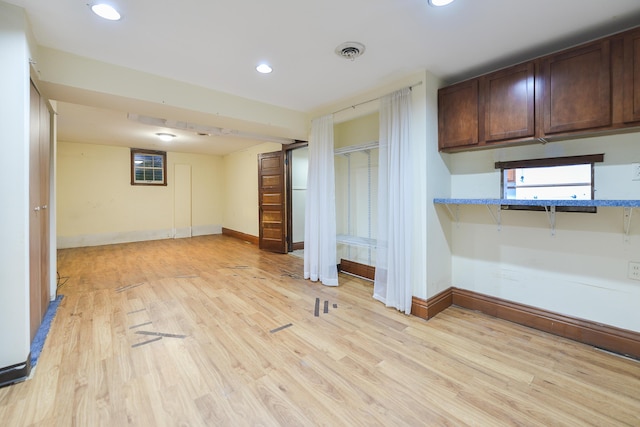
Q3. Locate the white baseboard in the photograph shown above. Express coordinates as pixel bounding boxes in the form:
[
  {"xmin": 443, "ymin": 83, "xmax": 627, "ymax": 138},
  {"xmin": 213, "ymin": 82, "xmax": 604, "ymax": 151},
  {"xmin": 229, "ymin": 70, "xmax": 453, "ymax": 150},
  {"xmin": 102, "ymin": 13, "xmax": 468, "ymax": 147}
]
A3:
[
  {"xmin": 57, "ymin": 224, "xmax": 222, "ymax": 249},
  {"xmin": 173, "ymin": 227, "xmax": 192, "ymax": 239}
]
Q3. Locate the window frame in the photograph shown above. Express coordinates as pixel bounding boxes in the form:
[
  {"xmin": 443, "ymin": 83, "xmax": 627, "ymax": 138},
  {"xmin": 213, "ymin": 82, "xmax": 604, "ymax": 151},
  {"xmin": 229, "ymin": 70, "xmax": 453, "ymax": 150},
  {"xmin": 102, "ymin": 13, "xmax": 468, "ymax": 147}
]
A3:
[
  {"xmin": 130, "ymin": 148, "xmax": 167, "ymax": 186},
  {"xmin": 495, "ymin": 154, "xmax": 604, "ymax": 213}
]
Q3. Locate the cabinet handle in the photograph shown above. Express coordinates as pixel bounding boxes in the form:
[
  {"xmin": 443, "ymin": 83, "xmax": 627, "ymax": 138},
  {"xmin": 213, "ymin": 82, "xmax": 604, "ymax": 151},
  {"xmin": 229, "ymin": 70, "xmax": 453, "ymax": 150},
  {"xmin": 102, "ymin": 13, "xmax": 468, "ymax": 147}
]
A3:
[
  {"xmin": 42, "ymin": 205, "xmax": 48, "ymax": 210},
  {"xmin": 34, "ymin": 206, "xmax": 40, "ymax": 212}
]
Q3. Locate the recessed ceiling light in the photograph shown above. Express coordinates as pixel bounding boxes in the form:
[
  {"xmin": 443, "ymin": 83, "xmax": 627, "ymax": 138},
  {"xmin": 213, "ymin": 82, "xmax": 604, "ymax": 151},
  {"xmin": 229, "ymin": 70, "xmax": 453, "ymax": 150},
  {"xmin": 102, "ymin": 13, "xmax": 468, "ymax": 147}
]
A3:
[
  {"xmin": 428, "ymin": 0, "xmax": 455, "ymax": 6},
  {"xmin": 155, "ymin": 132, "xmax": 176, "ymax": 142},
  {"xmin": 256, "ymin": 63, "xmax": 273, "ymax": 74},
  {"xmin": 90, "ymin": 4, "xmax": 122, "ymax": 21}
]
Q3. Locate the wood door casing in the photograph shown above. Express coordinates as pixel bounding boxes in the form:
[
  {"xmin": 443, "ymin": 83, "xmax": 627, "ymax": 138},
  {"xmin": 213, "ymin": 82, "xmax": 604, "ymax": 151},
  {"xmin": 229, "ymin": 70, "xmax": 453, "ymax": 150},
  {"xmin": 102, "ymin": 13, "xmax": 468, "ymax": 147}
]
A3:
[
  {"xmin": 258, "ymin": 151, "xmax": 286, "ymax": 253},
  {"xmin": 285, "ymin": 142, "xmax": 308, "ymax": 252}
]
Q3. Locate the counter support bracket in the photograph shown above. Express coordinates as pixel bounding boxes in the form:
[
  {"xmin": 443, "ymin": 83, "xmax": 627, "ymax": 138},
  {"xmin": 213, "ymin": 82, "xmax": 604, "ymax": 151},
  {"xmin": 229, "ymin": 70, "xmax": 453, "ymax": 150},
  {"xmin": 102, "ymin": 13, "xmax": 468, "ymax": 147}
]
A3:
[
  {"xmin": 443, "ymin": 204, "xmax": 460, "ymax": 225},
  {"xmin": 544, "ymin": 205, "xmax": 556, "ymax": 236},
  {"xmin": 486, "ymin": 204, "xmax": 502, "ymax": 231},
  {"xmin": 624, "ymin": 207, "xmax": 633, "ymax": 241}
]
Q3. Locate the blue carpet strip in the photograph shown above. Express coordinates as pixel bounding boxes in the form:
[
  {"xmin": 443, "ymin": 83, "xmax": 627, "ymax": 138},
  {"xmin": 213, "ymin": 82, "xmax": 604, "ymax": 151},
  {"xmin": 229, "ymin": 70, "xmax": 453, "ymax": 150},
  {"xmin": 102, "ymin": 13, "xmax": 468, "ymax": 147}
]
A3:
[{"xmin": 30, "ymin": 294, "xmax": 63, "ymax": 367}]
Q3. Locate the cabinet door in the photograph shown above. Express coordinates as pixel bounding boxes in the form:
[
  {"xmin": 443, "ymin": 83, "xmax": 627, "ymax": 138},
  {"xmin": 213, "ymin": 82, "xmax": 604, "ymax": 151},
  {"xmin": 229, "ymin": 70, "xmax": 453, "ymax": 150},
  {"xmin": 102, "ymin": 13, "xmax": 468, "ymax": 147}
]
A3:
[
  {"xmin": 482, "ymin": 62, "xmax": 535, "ymax": 142},
  {"xmin": 623, "ymin": 28, "xmax": 640, "ymax": 123},
  {"xmin": 542, "ymin": 40, "xmax": 611, "ymax": 134},
  {"xmin": 438, "ymin": 79, "xmax": 479, "ymax": 150}
]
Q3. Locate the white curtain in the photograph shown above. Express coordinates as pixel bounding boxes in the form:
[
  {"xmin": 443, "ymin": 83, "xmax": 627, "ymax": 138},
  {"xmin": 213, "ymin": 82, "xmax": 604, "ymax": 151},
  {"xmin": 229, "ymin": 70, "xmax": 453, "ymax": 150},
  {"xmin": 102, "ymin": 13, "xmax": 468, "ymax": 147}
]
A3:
[
  {"xmin": 304, "ymin": 115, "xmax": 339, "ymax": 286},
  {"xmin": 374, "ymin": 87, "xmax": 413, "ymax": 313}
]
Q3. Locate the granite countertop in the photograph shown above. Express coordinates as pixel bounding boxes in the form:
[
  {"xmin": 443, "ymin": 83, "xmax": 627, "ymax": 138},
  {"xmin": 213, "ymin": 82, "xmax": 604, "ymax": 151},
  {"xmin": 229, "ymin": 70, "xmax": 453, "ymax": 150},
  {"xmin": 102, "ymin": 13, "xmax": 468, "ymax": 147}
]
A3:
[{"xmin": 433, "ymin": 198, "xmax": 640, "ymax": 207}]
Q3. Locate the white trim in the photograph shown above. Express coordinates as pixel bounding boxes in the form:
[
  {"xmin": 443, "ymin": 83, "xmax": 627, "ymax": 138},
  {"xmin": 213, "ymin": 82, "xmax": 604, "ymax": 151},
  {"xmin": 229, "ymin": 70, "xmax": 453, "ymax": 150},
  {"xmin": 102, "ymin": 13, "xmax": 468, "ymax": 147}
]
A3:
[
  {"xmin": 173, "ymin": 227, "xmax": 192, "ymax": 239},
  {"xmin": 57, "ymin": 224, "xmax": 224, "ymax": 248}
]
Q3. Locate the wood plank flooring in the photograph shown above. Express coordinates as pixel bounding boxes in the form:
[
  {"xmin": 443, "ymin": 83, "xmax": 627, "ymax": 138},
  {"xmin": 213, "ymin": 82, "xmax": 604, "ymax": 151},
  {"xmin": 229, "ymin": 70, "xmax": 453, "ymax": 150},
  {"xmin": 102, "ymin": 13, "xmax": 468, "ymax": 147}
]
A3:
[{"xmin": 1, "ymin": 235, "xmax": 639, "ymax": 426}]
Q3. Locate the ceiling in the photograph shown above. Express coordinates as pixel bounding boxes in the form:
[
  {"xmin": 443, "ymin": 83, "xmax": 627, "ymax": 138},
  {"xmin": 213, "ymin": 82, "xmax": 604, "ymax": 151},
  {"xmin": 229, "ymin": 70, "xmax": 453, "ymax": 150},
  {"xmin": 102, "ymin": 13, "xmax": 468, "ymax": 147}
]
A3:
[{"xmin": 7, "ymin": 0, "xmax": 640, "ymax": 155}]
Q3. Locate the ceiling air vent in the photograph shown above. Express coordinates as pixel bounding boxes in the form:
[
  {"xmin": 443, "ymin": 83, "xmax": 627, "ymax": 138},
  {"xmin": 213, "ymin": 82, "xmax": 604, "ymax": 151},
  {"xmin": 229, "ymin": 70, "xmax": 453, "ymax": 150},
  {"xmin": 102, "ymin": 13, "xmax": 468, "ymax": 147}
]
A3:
[{"xmin": 335, "ymin": 42, "xmax": 366, "ymax": 60}]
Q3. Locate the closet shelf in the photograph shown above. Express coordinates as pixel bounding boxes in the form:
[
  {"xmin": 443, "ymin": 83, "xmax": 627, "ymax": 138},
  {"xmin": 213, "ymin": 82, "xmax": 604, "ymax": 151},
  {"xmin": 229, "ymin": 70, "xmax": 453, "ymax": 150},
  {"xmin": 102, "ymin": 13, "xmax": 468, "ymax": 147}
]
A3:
[
  {"xmin": 336, "ymin": 235, "xmax": 377, "ymax": 249},
  {"xmin": 433, "ymin": 198, "xmax": 639, "ymax": 238}
]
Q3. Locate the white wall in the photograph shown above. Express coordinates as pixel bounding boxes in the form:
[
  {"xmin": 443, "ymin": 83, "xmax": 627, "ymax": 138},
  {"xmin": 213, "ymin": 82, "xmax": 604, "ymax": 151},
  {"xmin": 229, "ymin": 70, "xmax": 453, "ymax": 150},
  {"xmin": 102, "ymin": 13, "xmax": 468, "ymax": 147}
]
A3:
[
  {"xmin": 422, "ymin": 71, "xmax": 452, "ymax": 300},
  {"xmin": 0, "ymin": 2, "xmax": 32, "ymax": 370},
  {"xmin": 447, "ymin": 132, "xmax": 640, "ymax": 331}
]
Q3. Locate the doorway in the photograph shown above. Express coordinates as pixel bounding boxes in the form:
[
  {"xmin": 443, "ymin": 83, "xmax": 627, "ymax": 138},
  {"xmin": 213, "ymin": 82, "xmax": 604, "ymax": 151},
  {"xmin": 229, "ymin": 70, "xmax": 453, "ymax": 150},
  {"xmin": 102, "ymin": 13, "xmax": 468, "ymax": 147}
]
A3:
[
  {"xmin": 286, "ymin": 144, "xmax": 308, "ymax": 252},
  {"xmin": 257, "ymin": 142, "xmax": 308, "ymax": 254}
]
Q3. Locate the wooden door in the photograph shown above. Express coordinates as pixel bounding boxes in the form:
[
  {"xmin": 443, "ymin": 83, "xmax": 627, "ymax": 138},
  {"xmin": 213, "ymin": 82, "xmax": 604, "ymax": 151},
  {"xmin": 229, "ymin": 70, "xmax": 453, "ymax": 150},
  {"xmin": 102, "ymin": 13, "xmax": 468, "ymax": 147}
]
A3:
[
  {"xmin": 39, "ymin": 91, "xmax": 51, "ymax": 318},
  {"xmin": 438, "ymin": 79, "xmax": 479, "ymax": 150},
  {"xmin": 481, "ymin": 62, "xmax": 535, "ymax": 142},
  {"xmin": 542, "ymin": 40, "xmax": 611, "ymax": 135},
  {"xmin": 28, "ymin": 81, "xmax": 42, "ymax": 341},
  {"xmin": 258, "ymin": 151, "xmax": 286, "ymax": 253}
]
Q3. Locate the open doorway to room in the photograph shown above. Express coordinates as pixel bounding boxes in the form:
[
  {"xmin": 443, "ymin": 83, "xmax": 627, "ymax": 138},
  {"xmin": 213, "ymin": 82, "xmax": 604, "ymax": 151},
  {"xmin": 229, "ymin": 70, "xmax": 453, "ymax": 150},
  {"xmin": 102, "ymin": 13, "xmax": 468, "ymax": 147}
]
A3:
[
  {"xmin": 286, "ymin": 142, "xmax": 308, "ymax": 253},
  {"xmin": 257, "ymin": 141, "xmax": 308, "ymax": 255}
]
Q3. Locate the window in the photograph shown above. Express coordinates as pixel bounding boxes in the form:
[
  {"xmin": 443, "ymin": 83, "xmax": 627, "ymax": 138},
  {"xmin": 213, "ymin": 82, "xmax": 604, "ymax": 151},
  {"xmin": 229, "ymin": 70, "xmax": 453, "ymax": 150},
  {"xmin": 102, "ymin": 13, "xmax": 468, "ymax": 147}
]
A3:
[
  {"xmin": 131, "ymin": 149, "xmax": 167, "ymax": 186},
  {"xmin": 495, "ymin": 154, "xmax": 604, "ymax": 212}
]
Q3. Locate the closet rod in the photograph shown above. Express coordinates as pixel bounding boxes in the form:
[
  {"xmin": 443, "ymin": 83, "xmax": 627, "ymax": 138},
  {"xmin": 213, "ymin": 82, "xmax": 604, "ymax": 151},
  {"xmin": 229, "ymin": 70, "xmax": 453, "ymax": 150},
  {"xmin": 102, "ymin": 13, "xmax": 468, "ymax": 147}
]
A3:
[{"xmin": 331, "ymin": 81, "xmax": 423, "ymax": 115}]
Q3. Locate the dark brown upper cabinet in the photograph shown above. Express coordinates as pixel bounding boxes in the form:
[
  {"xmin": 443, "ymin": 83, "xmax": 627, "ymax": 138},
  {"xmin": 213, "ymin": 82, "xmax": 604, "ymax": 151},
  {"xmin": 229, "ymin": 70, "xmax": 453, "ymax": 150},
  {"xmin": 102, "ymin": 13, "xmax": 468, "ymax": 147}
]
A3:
[
  {"xmin": 623, "ymin": 27, "xmax": 640, "ymax": 124},
  {"xmin": 438, "ymin": 25, "xmax": 640, "ymax": 153},
  {"xmin": 481, "ymin": 62, "xmax": 535, "ymax": 143},
  {"xmin": 438, "ymin": 79, "xmax": 479, "ymax": 150},
  {"xmin": 541, "ymin": 40, "xmax": 611, "ymax": 135}
]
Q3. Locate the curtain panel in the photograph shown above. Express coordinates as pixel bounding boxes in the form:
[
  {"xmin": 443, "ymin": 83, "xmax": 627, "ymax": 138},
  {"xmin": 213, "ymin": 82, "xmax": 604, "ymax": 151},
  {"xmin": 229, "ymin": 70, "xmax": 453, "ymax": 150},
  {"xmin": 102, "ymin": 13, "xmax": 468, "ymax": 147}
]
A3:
[
  {"xmin": 374, "ymin": 87, "xmax": 413, "ymax": 313},
  {"xmin": 304, "ymin": 114, "xmax": 339, "ymax": 286}
]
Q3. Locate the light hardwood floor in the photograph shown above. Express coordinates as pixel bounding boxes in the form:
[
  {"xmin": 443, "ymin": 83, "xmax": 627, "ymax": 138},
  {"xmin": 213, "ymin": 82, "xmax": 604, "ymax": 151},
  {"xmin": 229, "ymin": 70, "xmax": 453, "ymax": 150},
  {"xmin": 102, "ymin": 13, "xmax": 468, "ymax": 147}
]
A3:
[{"xmin": 1, "ymin": 235, "xmax": 639, "ymax": 426}]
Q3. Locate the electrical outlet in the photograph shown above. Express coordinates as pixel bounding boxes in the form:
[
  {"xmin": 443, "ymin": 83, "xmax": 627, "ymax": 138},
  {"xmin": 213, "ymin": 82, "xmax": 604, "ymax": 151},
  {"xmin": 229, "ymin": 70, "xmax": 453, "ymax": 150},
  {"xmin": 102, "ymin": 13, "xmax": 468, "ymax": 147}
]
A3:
[
  {"xmin": 629, "ymin": 262, "xmax": 640, "ymax": 281},
  {"xmin": 633, "ymin": 163, "xmax": 640, "ymax": 181}
]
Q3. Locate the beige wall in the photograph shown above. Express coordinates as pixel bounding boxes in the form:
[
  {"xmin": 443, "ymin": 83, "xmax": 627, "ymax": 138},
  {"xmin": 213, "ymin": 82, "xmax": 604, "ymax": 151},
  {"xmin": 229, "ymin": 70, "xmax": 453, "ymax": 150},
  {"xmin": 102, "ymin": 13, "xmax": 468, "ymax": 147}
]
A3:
[
  {"xmin": 57, "ymin": 141, "xmax": 224, "ymax": 247},
  {"xmin": 221, "ymin": 142, "xmax": 282, "ymax": 237},
  {"xmin": 448, "ymin": 132, "xmax": 640, "ymax": 331},
  {"xmin": 334, "ymin": 113, "xmax": 379, "ymax": 148}
]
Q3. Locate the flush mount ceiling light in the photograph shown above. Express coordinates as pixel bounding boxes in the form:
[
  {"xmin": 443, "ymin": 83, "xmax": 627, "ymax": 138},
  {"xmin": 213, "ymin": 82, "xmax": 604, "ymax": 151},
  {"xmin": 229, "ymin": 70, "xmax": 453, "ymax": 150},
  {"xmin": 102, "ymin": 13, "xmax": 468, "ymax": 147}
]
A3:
[
  {"xmin": 335, "ymin": 42, "xmax": 366, "ymax": 61},
  {"xmin": 90, "ymin": 3, "xmax": 122, "ymax": 21},
  {"xmin": 256, "ymin": 63, "xmax": 273, "ymax": 74},
  {"xmin": 428, "ymin": 0, "xmax": 455, "ymax": 6},
  {"xmin": 155, "ymin": 132, "xmax": 176, "ymax": 142}
]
